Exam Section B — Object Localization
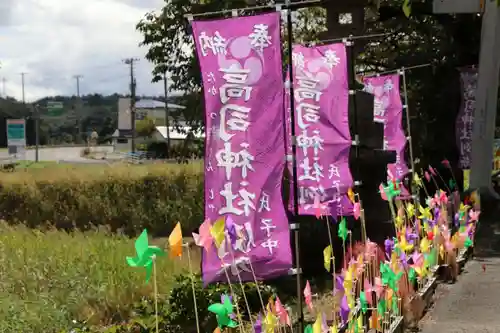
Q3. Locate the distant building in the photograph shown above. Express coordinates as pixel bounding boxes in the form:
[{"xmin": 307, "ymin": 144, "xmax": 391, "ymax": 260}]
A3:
[{"xmin": 114, "ymin": 98, "xmax": 187, "ymax": 151}]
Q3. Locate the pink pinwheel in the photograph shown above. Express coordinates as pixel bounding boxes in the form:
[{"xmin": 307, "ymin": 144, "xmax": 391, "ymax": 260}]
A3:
[
  {"xmin": 313, "ymin": 192, "xmax": 328, "ymax": 219},
  {"xmin": 379, "ymin": 184, "xmax": 388, "ymax": 201},
  {"xmin": 441, "ymin": 159, "xmax": 451, "ymax": 168},
  {"xmin": 428, "ymin": 166, "xmax": 437, "ymax": 176},
  {"xmin": 424, "ymin": 171, "xmax": 431, "ymax": 182},
  {"xmin": 429, "ymin": 194, "xmax": 440, "ymax": 209},
  {"xmin": 439, "ymin": 190, "xmax": 448, "ymax": 205},
  {"xmin": 192, "ymin": 218, "xmax": 213, "ymax": 253},
  {"xmin": 410, "ymin": 251, "xmax": 424, "ymax": 267},
  {"xmin": 469, "ymin": 209, "xmax": 480, "ymax": 222},
  {"xmin": 363, "ymin": 278, "xmax": 373, "ymax": 305},
  {"xmin": 373, "ymin": 276, "xmax": 385, "ymax": 298},
  {"xmin": 304, "ymin": 280, "xmax": 313, "ymax": 311},
  {"xmin": 275, "ymin": 297, "xmax": 291, "ymax": 327},
  {"xmin": 365, "ymin": 239, "xmax": 378, "ymax": 258},
  {"xmin": 353, "ymin": 202, "xmax": 361, "ymax": 220}
]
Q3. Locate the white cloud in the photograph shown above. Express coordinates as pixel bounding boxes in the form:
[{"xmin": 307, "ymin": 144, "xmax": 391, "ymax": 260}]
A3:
[{"xmin": 0, "ymin": 0, "xmax": 167, "ymax": 102}]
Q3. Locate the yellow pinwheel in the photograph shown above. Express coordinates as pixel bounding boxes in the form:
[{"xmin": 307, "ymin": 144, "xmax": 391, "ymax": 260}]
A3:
[
  {"xmin": 399, "ymin": 235, "xmax": 414, "ymax": 252},
  {"xmin": 406, "ymin": 203, "xmax": 415, "ymax": 218},
  {"xmin": 420, "ymin": 237, "xmax": 431, "ymax": 253},
  {"xmin": 413, "ymin": 173, "xmax": 423, "ymax": 188},
  {"xmin": 418, "ymin": 205, "xmax": 432, "ymax": 221}
]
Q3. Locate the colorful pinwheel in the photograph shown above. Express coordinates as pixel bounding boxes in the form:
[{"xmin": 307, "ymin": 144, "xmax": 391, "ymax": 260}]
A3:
[
  {"xmin": 126, "ymin": 229, "xmax": 165, "ymax": 283},
  {"xmin": 208, "ymin": 294, "xmax": 238, "ymax": 329}
]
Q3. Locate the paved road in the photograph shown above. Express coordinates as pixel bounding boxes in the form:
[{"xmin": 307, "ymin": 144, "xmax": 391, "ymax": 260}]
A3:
[
  {"xmin": 420, "ymin": 198, "xmax": 500, "ymax": 333},
  {"xmin": 0, "ymin": 146, "xmax": 115, "ymax": 162}
]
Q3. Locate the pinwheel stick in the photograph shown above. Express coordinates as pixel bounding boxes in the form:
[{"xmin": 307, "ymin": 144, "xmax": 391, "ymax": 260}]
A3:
[
  {"xmin": 221, "ymin": 261, "xmax": 246, "ymax": 333},
  {"xmin": 185, "ymin": 244, "xmax": 201, "ymax": 333},
  {"xmin": 226, "ymin": 243, "xmax": 254, "ymax": 329},
  {"xmin": 153, "ymin": 255, "xmax": 159, "ymax": 333}
]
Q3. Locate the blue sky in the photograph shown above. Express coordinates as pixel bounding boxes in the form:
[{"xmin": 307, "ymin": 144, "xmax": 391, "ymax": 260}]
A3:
[{"xmin": 0, "ymin": 0, "xmax": 168, "ymax": 102}]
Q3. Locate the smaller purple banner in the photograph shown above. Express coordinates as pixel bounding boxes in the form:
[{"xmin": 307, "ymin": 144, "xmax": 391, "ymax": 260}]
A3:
[
  {"xmin": 456, "ymin": 67, "xmax": 477, "ymax": 169},
  {"xmin": 286, "ymin": 43, "xmax": 354, "ymax": 217},
  {"xmin": 363, "ymin": 74, "xmax": 409, "ymax": 181}
]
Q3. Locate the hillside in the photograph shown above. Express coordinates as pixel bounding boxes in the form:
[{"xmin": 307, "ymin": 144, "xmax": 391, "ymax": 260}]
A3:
[{"xmin": 0, "ymin": 94, "xmax": 188, "ymax": 146}]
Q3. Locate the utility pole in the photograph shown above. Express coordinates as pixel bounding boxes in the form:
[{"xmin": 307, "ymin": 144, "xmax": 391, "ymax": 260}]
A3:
[
  {"xmin": 123, "ymin": 58, "xmax": 139, "ymax": 152},
  {"xmin": 73, "ymin": 75, "xmax": 83, "ymax": 143},
  {"xmin": 20, "ymin": 72, "xmax": 26, "ymax": 103},
  {"xmin": 163, "ymin": 72, "xmax": 171, "ymax": 158}
]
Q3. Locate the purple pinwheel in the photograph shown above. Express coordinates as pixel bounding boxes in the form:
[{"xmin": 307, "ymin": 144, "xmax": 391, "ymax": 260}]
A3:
[
  {"xmin": 384, "ymin": 238, "xmax": 394, "ymax": 258},
  {"xmin": 254, "ymin": 313, "xmax": 262, "ymax": 333},
  {"xmin": 335, "ymin": 275, "xmax": 344, "ymax": 295},
  {"xmin": 340, "ymin": 295, "xmax": 350, "ymax": 324},
  {"xmin": 225, "ymin": 216, "xmax": 238, "ymax": 247}
]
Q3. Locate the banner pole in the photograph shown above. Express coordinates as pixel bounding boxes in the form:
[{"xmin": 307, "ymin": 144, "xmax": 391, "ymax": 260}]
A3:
[
  {"xmin": 400, "ymin": 69, "xmax": 419, "ymax": 204},
  {"xmin": 345, "ymin": 37, "xmax": 362, "ymax": 209},
  {"xmin": 284, "ymin": 0, "xmax": 304, "ymax": 331}
]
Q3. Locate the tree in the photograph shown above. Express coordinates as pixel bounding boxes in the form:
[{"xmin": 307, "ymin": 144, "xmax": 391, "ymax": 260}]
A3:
[
  {"xmin": 136, "ymin": 0, "xmax": 326, "ymax": 130},
  {"xmin": 137, "ymin": 0, "xmax": 488, "ymax": 167},
  {"xmin": 135, "ymin": 116, "xmax": 156, "ymax": 138}
]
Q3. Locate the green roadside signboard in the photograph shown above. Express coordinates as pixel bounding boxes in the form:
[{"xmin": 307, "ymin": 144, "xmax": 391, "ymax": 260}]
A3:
[
  {"xmin": 46, "ymin": 101, "xmax": 64, "ymax": 116},
  {"xmin": 6, "ymin": 119, "xmax": 26, "ymax": 147}
]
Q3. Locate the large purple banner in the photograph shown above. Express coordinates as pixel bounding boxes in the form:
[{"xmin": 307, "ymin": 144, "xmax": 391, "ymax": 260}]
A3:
[
  {"xmin": 192, "ymin": 12, "xmax": 292, "ymax": 284},
  {"xmin": 363, "ymin": 74, "xmax": 409, "ymax": 181},
  {"xmin": 456, "ymin": 67, "xmax": 477, "ymax": 169},
  {"xmin": 287, "ymin": 43, "xmax": 353, "ymax": 216}
]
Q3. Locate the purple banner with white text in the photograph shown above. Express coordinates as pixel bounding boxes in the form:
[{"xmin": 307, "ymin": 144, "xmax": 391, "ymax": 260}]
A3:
[
  {"xmin": 286, "ymin": 43, "xmax": 353, "ymax": 216},
  {"xmin": 456, "ymin": 67, "xmax": 477, "ymax": 169},
  {"xmin": 192, "ymin": 12, "xmax": 292, "ymax": 284},
  {"xmin": 363, "ymin": 74, "xmax": 410, "ymax": 185}
]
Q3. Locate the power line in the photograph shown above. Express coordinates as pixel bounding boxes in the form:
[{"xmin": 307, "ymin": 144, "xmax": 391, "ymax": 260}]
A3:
[{"xmin": 123, "ymin": 58, "xmax": 139, "ymax": 153}]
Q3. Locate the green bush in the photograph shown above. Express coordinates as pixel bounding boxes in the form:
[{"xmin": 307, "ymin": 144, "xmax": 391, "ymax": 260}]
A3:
[
  {"xmin": 80, "ymin": 273, "xmax": 275, "ymax": 333},
  {"xmin": 0, "ymin": 164, "xmax": 204, "ymax": 236}
]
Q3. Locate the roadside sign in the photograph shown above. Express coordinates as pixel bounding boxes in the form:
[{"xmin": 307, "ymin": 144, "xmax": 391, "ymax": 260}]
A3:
[
  {"xmin": 46, "ymin": 101, "xmax": 64, "ymax": 116},
  {"xmin": 6, "ymin": 119, "xmax": 26, "ymax": 147},
  {"xmin": 433, "ymin": 0, "xmax": 484, "ymax": 14}
]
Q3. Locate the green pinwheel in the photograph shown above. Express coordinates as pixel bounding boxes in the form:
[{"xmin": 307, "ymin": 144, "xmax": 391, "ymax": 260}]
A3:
[
  {"xmin": 377, "ymin": 298, "xmax": 386, "ymax": 317},
  {"xmin": 464, "ymin": 237, "xmax": 473, "ymax": 248},
  {"xmin": 338, "ymin": 217, "xmax": 348, "ymax": 242},
  {"xmin": 380, "ymin": 181, "xmax": 401, "ymax": 201},
  {"xmin": 392, "ymin": 296, "xmax": 399, "ymax": 315},
  {"xmin": 380, "ymin": 262, "xmax": 403, "ymax": 292},
  {"xmin": 360, "ymin": 291, "xmax": 368, "ymax": 314},
  {"xmin": 126, "ymin": 229, "xmax": 165, "ymax": 283},
  {"xmin": 408, "ymin": 267, "xmax": 417, "ymax": 284},
  {"xmin": 208, "ymin": 295, "xmax": 238, "ymax": 329}
]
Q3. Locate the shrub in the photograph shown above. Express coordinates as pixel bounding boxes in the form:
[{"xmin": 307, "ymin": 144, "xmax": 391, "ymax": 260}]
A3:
[
  {"xmin": 0, "ymin": 164, "xmax": 204, "ymax": 236},
  {"xmin": 92, "ymin": 272, "xmax": 275, "ymax": 333}
]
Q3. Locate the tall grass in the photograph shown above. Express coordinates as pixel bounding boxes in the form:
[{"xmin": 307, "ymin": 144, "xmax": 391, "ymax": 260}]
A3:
[{"xmin": 0, "ymin": 223, "xmax": 195, "ymax": 333}]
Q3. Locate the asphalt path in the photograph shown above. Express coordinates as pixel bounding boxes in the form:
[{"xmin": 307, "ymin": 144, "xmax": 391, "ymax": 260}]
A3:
[
  {"xmin": 419, "ymin": 198, "xmax": 500, "ymax": 333},
  {"xmin": 0, "ymin": 146, "xmax": 115, "ymax": 163}
]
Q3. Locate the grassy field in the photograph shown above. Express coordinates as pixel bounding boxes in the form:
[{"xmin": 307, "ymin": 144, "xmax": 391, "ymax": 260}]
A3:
[
  {"xmin": 0, "ymin": 222, "xmax": 197, "ymax": 332},
  {"xmin": 0, "ymin": 162, "xmax": 203, "ymax": 332}
]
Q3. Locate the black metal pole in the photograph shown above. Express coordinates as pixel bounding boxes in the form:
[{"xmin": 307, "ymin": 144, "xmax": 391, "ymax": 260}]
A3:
[
  {"xmin": 346, "ymin": 39, "xmax": 361, "ymax": 190},
  {"xmin": 285, "ymin": 1, "xmax": 304, "ymax": 331}
]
